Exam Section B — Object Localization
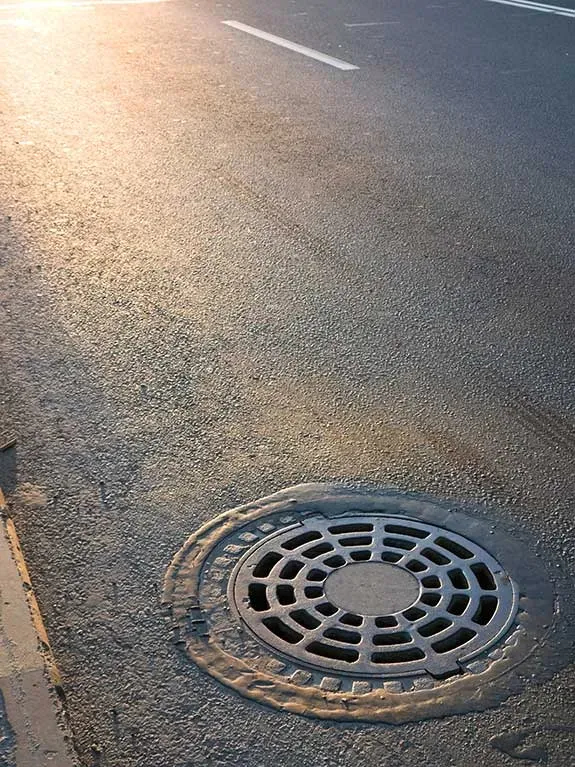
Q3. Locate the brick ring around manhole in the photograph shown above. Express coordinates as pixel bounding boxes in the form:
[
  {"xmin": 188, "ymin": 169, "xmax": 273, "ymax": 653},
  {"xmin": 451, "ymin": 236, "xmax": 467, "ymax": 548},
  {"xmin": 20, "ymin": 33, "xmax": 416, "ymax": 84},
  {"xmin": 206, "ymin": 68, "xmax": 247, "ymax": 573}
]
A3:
[{"xmin": 162, "ymin": 484, "xmax": 557, "ymax": 722}]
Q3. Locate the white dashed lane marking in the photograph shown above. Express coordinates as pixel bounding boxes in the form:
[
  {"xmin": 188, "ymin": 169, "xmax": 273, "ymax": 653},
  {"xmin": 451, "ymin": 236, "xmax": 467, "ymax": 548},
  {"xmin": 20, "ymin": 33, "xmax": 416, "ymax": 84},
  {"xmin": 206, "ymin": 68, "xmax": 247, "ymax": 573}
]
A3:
[
  {"xmin": 485, "ymin": 0, "xmax": 575, "ymax": 17},
  {"xmin": 222, "ymin": 20, "xmax": 359, "ymax": 71}
]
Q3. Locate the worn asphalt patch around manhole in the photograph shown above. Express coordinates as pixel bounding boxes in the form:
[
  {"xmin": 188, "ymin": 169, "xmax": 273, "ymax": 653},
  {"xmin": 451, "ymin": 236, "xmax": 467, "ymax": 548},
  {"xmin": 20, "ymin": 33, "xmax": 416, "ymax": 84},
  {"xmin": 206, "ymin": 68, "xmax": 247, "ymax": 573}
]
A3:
[{"xmin": 162, "ymin": 484, "xmax": 559, "ymax": 723}]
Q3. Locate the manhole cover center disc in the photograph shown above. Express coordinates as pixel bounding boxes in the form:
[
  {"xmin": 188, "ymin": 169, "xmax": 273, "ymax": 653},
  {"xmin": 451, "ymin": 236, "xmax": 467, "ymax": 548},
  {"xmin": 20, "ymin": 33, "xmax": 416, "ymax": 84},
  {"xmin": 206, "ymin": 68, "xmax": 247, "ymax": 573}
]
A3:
[{"xmin": 324, "ymin": 563, "xmax": 420, "ymax": 615}]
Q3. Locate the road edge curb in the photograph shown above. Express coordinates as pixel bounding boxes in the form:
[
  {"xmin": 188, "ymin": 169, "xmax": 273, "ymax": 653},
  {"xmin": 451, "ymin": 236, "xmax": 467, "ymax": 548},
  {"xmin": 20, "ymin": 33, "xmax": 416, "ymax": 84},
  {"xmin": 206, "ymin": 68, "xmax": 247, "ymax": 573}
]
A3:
[
  {"xmin": 0, "ymin": 487, "xmax": 78, "ymax": 766},
  {"xmin": 0, "ymin": 492, "xmax": 64, "ymax": 697}
]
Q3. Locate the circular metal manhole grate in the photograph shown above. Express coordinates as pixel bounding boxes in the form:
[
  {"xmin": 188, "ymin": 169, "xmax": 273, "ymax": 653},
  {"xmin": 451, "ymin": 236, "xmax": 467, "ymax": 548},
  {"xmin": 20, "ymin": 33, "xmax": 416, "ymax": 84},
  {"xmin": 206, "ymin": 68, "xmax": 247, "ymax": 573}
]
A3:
[
  {"xmin": 163, "ymin": 484, "xmax": 555, "ymax": 722},
  {"xmin": 230, "ymin": 515, "xmax": 517, "ymax": 679}
]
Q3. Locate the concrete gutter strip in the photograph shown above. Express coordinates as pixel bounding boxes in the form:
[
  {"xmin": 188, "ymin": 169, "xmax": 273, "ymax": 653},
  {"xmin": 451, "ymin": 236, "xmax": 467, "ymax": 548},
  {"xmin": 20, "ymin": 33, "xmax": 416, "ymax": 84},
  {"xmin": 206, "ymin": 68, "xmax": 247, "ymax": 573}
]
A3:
[{"xmin": 0, "ymin": 488, "xmax": 77, "ymax": 767}]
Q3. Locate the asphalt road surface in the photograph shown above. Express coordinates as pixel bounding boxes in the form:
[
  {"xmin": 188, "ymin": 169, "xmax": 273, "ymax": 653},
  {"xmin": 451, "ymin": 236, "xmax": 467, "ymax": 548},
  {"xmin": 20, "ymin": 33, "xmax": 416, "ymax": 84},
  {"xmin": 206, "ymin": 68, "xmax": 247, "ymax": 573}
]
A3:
[{"xmin": 1, "ymin": 0, "xmax": 574, "ymax": 764}]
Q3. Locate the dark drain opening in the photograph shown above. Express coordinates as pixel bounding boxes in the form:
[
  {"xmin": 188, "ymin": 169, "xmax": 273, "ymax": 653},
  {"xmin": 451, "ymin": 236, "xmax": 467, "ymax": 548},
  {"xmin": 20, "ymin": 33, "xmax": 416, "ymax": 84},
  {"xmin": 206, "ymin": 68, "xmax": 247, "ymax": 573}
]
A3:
[
  {"xmin": 283, "ymin": 531, "xmax": 322, "ymax": 550},
  {"xmin": 372, "ymin": 648, "xmax": 425, "ymax": 664},
  {"xmin": 253, "ymin": 552, "xmax": 283, "ymax": 578},
  {"xmin": 373, "ymin": 631, "xmax": 411, "ymax": 646},
  {"xmin": 403, "ymin": 607, "xmax": 426, "ymax": 621},
  {"xmin": 418, "ymin": 618, "xmax": 452, "ymax": 637},
  {"xmin": 448, "ymin": 568, "xmax": 469, "ymax": 589},
  {"xmin": 422, "ymin": 548, "xmax": 451, "ymax": 566},
  {"xmin": 316, "ymin": 602, "xmax": 338, "ymax": 617},
  {"xmin": 421, "ymin": 575, "xmax": 441, "ymax": 588},
  {"xmin": 280, "ymin": 560, "xmax": 304, "ymax": 579},
  {"xmin": 307, "ymin": 642, "xmax": 359, "ymax": 663},
  {"xmin": 323, "ymin": 627, "xmax": 361, "ymax": 644},
  {"xmin": 421, "ymin": 593, "xmax": 441, "ymax": 607},
  {"xmin": 277, "ymin": 584, "xmax": 296, "ymax": 605},
  {"xmin": 262, "ymin": 617, "xmax": 303, "ymax": 644},
  {"xmin": 304, "ymin": 586, "xmax": 324, "ymax": 599},
  {"xmin": 383, "ymin": 537, "xmax": 416, "ymax": 551},
  {"xmin": 248, "ymin": 583, "xmax": 269, "ymax": 612},
  {"xmin": 291, "ymin": 609, "xmax": 321, "ymax": 630},
  {"xmin": 307, "ymin": 568, "xmax": 328, "ymax": 581},
  {"xmin": 384, "ymin": 524, "xmax": 430, "ymax": 539},
  {"xmin": 303, "ymin": 542, "xmax": 334, "ymax": 559},
  {"xmin": 340, "ymin": 613, "xmax": 363, "ymax": 626},
  {"xmin": 471, "ymin": 563, "xmax": 497, "ymax": 591},
  {"xmin": 340, "ymin": 536, "xmax": 373, "ymax": 547},
  {"xmin": 472, "ymin": 596, "xmax": 498, "ymax": 625},
  {"xmin": 432, "ymin": 628, "xmax": 476, "ymax": 654},
  {"xmin": 375, "ymin": 616, "xmax": 399, "ymax": 628},
  {"xmin": 447, "ymin": 594, "xmax": 470, "ymax": 615},
  {"xmin": 328, "ymin": 523, "xmax": 374, "ymax": 534},
  {"xmin": 350, "ymin": 550, "xmax": 371, "ymax": 561},
  {"xmin": 406, "ymin": 559, "xmax": 428, "ymax": 573},
  {"xmin": 435, "ymin": 537, "xmax": 474, "ymax": 560},
  {"xmin": 381, "ymin": 552, "xmax": 403, "ymax": 563},
  {"xmin": 323, "ymin": 555, "xmax": 346, "ymax": 568}
]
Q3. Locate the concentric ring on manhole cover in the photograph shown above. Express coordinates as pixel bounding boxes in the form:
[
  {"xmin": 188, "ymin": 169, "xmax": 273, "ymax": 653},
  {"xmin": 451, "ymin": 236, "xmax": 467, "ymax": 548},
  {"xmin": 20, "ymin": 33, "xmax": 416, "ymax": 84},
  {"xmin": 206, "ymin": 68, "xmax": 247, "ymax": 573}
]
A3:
[{"xmin": 163, "ymin": 484, "xmax": 556, "ymax": 722}]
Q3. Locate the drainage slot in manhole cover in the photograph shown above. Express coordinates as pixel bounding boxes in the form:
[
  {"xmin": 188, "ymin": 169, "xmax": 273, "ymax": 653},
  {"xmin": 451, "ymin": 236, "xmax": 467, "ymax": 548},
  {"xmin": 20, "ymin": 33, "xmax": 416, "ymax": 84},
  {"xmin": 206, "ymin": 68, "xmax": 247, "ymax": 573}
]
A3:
[{"xmin": 163, "ymin": 484, "xmax": 556, "ymax": 722}]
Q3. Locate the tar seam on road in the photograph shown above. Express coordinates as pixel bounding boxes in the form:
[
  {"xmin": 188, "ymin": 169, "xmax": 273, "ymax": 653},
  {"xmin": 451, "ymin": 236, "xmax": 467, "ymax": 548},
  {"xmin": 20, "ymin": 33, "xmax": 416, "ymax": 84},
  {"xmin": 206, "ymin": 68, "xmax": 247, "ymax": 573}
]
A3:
[
  {"xmin": 485, "ymin": 0, "xmax": 575, "ymax": 17},
  {"xmin": 222, "ymin": 20, "xmax": 359, "ymax": 71}
]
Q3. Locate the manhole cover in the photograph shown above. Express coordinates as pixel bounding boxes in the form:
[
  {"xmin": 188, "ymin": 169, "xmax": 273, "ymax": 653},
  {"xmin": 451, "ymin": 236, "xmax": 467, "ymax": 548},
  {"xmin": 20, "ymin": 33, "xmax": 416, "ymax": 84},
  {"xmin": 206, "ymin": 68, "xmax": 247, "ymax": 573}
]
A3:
[
  {"xmin": 163, "ymin": 484, "xmax": 556, "ymax": 722},
  {"xmin": 229, "ymin": 514, "xmax": 518, "ymax": 679}
]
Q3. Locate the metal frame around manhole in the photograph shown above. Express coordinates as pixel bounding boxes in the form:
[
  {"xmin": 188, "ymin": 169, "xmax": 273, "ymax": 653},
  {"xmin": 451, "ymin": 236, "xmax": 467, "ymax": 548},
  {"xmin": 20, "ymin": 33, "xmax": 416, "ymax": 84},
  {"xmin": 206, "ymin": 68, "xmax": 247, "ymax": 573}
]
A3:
[{"xmin": 163, "ymin": 484, "xmax": 557, "ymax": 723}]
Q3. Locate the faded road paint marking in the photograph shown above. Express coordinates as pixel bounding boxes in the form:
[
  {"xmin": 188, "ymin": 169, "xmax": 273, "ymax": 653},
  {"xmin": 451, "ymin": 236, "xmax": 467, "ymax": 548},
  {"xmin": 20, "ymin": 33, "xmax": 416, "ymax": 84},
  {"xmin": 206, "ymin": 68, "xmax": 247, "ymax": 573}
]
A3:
[
  {"xmin": 222, "ymin": 20, "xmax": 359, "ymax": 70},
  {"xmin": 344, "ymin": 21, "xmax": 399, "ymax": 26},
  {"xmin": 485, "ymin": 0, "xmax": 575, "ymax": 17},
  {"xmin": 0, "ymin": 0, "xmax": 169, "ymax": 10}
]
